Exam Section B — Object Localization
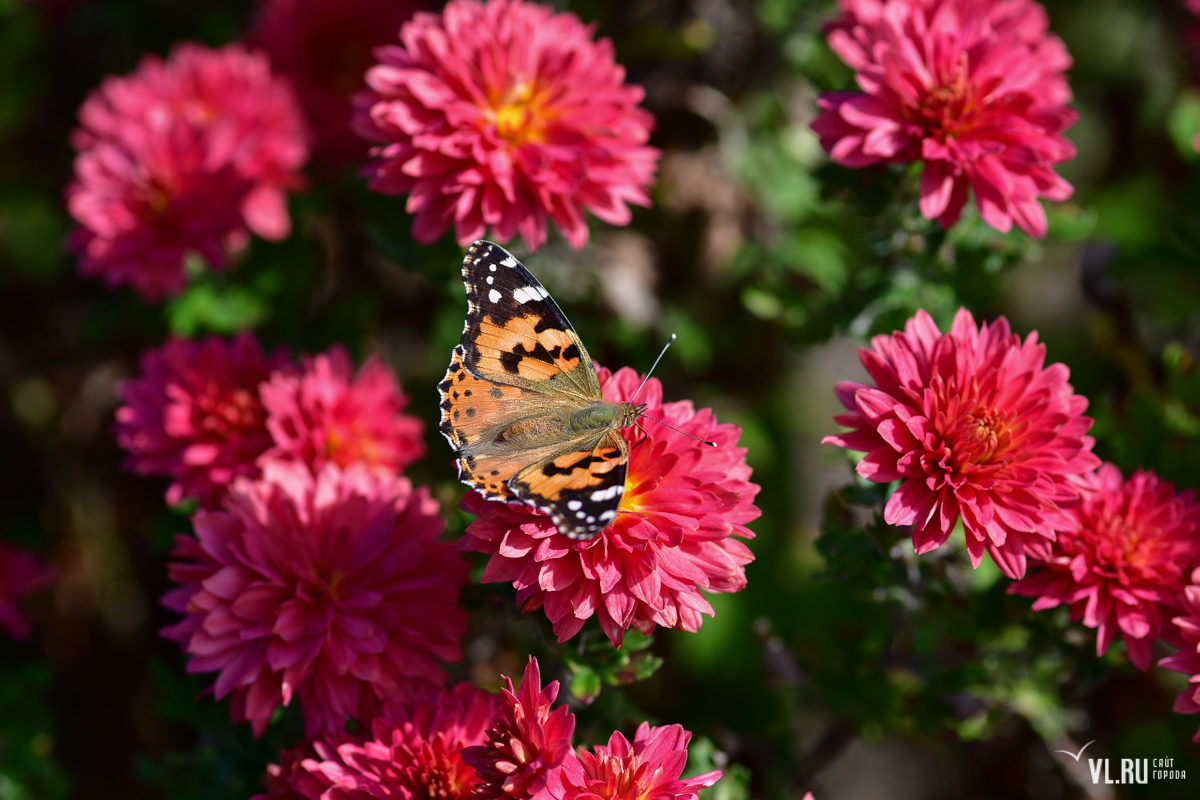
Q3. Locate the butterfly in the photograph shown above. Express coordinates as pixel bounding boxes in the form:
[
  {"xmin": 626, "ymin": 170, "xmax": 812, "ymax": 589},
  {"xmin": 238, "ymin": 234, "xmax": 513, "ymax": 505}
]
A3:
[{"xmin": 438, "ymin": 240, "xmax": 645, "ymax": 540}]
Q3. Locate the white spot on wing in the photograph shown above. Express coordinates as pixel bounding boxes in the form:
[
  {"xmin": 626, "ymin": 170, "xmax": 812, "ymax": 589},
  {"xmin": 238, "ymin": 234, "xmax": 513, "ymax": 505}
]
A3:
[
  {"xmin": 568, "ymin": 500, "xmax": 582, "ymax": 510},
  {"xmin": 488, "ymin": 289, "xmax": 501, "ymax": 304},
  {"xmin": 501, "ymin": 256, "xmax": 518, "ymax": 267},
  {"xmin": 589, "ymin": 485, "xmax": 623, "ymax": 503},
  {"xmin": 486, "ymin": 276, "xmax": 494, "ymax": 284},
  {"xmin": 512, "ymin": 285, "xmax": 549, "ymax": 304}
]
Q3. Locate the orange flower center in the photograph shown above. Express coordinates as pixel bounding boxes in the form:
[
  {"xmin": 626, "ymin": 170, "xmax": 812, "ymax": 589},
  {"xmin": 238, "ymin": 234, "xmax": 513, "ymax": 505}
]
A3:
[
  {"xmin": 486, "ymin": 80, "xmax": 552, "ymax": 144},
  {"xmin": 945, "ymin": 408, "xmax": 1015, "ymax": 472},
  {"xmin": 412, "ymin": 738, "xmax": 475, "ymax": 800},
  {"xmin": 197, "ymin": 385, "xmax": 264, "ymax": 436},
  {"xmin": 906, "ymin": 57, "xmax": 986, "ymax": 139}
]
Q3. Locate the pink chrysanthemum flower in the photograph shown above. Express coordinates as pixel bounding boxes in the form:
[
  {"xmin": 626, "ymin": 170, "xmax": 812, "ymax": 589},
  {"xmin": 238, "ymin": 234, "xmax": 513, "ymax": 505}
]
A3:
[
  {"xmin": 1160, "ymin": 567, "xmax": 1200, "ymax": 742},
  {"xmin": 353, "ymin": 0, "xmax": 659, "ymax": 251},
  {"xmin": 114, "ymin": 333, "xmax": 289, "ymax": 508},
  {"xmin": 248, "ymin": 0, "xmax": 422, "ymax": 165},
  {"xmin": 67, "ymin": 43, "xmax": 308, "ymax": 301},
  {"xmin": 0, "ymin": 541, "xmax": 53, "ymax": 641},
  {"xmin": 269, "ymin": 682, "xmax": 502, "ymax": 799},
  {"xmin": 811, "ymin": 0, "xmax": 1077, "ymax": 238},
  {"xmin": 1010, "ymin": 465, "xmax": 1200, "ymax": 670},
  {"xmin": 161, "ymin": 461, "xmax": 468, "ymax": 737},
  {"xmin": 462, "ymin": 657, "xmax": 575, "ymax": 800},
  {"xmin": 259, "ymin": 346, "xmax": 426, "ymax": 476},
  {"xmin": 823, "ymin": 308, "xmax": 1099, "ymax": 579},
  {"xmin": 461, "ymin": 366, "xmax": 758, "ymax": 647},
  {"xmin": 549, "ymin": 723, "xmax": 720, "ymax": 800}
]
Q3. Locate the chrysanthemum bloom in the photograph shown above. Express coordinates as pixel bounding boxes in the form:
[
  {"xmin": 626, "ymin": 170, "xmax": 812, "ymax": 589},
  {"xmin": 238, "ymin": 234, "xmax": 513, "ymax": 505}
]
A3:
[
  {"xmin": 549, "ymin": 723, "xmax": 720, "ymax": 800},
  {"xmin": 248, "ymin": 0, "xmax": 422, "ymax": 165},
  {"xmin": 1160, "ymin": 567, "xmax": 1200, "ymax": 742},
  {"xmin": 823, "ymin": 308, "xmax": 1099, "ymax": 579},
  {"xmin": 811, "ymin": 0, "xmax": 1077, "ymax": 237},
  {"xmin": 67, "ymin": 43, "xmax": 308, "ymax": 301},
  {"xmin": 270, "ymin": 682, "xmax": 502, "ymax": 799},
  {"xmin": 114, "ymin": 333, "xmax": 290, "ymax": 508},
  {"xmin": 460, "ymin": 367, "xmax": 758, "ymax": 647},
  {"xmin": 0, "ymin": 541, "xmax": 53, "ymax": 641},
  {"xmin": 462, "ymin": 657, "xmax": 575, "ymax": 800},
  {"xmin": 161, "ymin": 461, "xmax": 468, "ymax": 737},
  {"xmin": 259, "ymin": 346, "xmax": 425, "ymax": 475},
  {"xmin": 1010, "ymin": 465, "xmax": 1200, "ymax": 670},
  {"xmin": 354, "ymin": 0, "xmax": 659, "ymax": 251}
]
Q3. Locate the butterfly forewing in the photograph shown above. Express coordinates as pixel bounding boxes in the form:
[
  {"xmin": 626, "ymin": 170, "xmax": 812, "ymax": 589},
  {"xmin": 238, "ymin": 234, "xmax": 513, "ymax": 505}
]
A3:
[
  {"xmin": 460, "ymin": 241, "xmax": 601, "ymax": 399},
  {"xmin": 511, "ymin": 429, "xmax": 629, "ymax": 538}
]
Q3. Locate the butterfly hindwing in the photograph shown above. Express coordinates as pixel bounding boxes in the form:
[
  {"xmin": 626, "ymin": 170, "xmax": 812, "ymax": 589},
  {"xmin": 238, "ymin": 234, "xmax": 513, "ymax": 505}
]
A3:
[{"xmin": 460, "ymin": 240, "xmax": 601, "ymax": 399}]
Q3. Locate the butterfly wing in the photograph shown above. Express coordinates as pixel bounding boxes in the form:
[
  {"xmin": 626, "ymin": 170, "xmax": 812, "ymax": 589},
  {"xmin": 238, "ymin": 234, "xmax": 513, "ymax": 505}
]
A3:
[
  {"xmin": 459, "ymin": 240, "xmax": 602, "ymax": 400},
  {"xmin": 510, "ymin": 429, "xmax": 629, "ymax": 539}
]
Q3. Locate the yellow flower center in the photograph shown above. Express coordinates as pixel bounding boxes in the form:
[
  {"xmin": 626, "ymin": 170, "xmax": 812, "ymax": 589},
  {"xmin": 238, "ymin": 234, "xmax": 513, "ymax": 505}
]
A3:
[{"xmin": 486, "ymin": 80, "xmax": 551, "ymax": 144}]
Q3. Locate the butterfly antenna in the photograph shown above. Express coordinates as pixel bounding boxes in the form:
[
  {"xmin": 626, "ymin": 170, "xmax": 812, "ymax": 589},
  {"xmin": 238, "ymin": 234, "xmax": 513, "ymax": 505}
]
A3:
[
  {"xmin": 639, "ymin": 415, "xmax": 717, "ymax": 447},
  {"xmin": 630, "ymin": 333, "xmax": 677, "ymax": 403}
]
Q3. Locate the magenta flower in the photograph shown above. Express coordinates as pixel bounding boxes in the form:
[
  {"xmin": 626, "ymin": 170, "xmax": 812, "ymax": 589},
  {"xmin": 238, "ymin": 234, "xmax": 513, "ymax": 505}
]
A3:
[
  {"xmin": 354, "ymin": 0, "xmax": 659, "ymax": 251},
  {"xmin": 811, "ymin": 0, "xmax": 1077, "ymax": 237},
  {"xmin": 461, "ymin": 366, "xmax": 758, "ymax": 647},
  {"xmin": 0, "ymin": 541, "xmax": 53, "ymax": 641},
  {"xmin": 161, "ymin": 461, "xmax": 468, "ymax": 737},
  {"xmin": 1160, "ymin": 567, "xmax": 1200, "ymax": 742},
  {"xmin": 1010, "ymin": 465, "xmax": 1200, "ymax": 670},
  {"xmin": 266, "ymin": 682, "xmax": 502, "ymax": 799},
  {"xmin": 67, "ymin": 43, "xmax": 308, "ymax": 301},
  {"xmin": 462, "ymin": 657, "xmax": 575, "ymax": 800},
  {"xmin": 259, "ymin": 346, "xmax": 426, "ymax": 476},
  {"xmin": 248, "ymin": 0, "xmax": 423, "ymax": 165},
  {"xmin": 823, "ymin": 308, "xmax": 1098, "ymax": 579},
  {"xmin": 114, "ymin": 333, "xmax": 290, "ymax": 508},
  {"xmin": 549, "ymin": 723, "xmax": 720, "ymax": 800}
]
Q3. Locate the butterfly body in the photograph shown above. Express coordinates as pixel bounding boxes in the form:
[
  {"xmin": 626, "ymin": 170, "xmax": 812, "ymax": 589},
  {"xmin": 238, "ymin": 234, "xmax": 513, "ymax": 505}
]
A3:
[{"xmin": 439, "ymin": 240, "xmax": 643, "ymax": 540}]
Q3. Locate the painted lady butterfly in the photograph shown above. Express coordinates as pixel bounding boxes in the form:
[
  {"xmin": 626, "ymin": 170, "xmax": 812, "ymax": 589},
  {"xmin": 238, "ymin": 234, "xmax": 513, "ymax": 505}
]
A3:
[{"xmin": 438, "ymin": 240, "xmax": 645, "ymax": 540}]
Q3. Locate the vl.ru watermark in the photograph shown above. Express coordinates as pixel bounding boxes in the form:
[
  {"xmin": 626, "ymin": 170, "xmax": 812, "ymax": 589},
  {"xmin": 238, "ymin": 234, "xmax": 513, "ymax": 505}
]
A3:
[{"xmin": 1087, "ymin": 758, "xmax": 1187, "ymax": 785}]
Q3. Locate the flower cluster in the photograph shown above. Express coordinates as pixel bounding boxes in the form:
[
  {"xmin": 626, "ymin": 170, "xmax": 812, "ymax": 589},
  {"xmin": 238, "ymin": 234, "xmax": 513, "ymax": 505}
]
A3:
[
  {"xmin": 354, "ymin": 0, "xmax": 659, "ymax": 251},
  {"xmin": 116, "ymin": 334, "xmax": 423, "ymax": 509},
  {"xmin": 823, "ymin": 308, "xmax": 1098, "ymax": 579},
  {"xmin": 162, "ymin": 461, "xmax": 467, "ymax": 737},
  {"xmin": 1011, "ymin": 464, "xmax": 1200, "ymax": 670},
  {"xmin": 461, "ymin": 366, "xmax": 758, "ymax": 647},
  {"xmin": 67, "ymin": 43, "xmax": 308, "ymax": 301},
  {"xmin": 0, "ymin": 541, "xmax": 52, "ymax": 641},
  {"xmin": 262, "ymin": 658, "xmax": 720, "ymax": 800},
  {"xmin": 812, "ymin": 0, "xmax": 1077, "ymax": 237}
]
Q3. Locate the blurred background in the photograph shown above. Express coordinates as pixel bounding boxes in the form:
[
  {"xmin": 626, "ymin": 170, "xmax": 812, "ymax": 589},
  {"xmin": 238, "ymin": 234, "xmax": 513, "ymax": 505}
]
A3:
[{"xmin": 2, "ymin": 0, "xmax": 1200, "ymax": 798}]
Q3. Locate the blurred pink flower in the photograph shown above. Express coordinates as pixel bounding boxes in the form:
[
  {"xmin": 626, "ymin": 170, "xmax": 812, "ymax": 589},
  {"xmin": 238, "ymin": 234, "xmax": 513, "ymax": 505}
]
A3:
[
  {"xmin": 260, "ymin": 346, "xmax": 426, "ymax": 476},
  {"xmin": 462, "ymin": 657, "xmax": 575, "ymax": 800},
  {"xmin": 67, "ymin": 43, "xmax": 308, "ymax": 301},
  {"xmin": 268, "ymin": 682, "xmax": 501, "ymax": 799},
  {"xmin": 0, "ymin": 541, "xmax": 52, "ymax": 641},
  {"xmin": 248, "ymin": 0, "xmax": 423, "ymax": 165},
  {"xmin": 823, "ymin": 308, "xmax": 1098, "ymax": 579},
  {"xmin": 811, "ymin": 0, "xmax": 1077, "ymax": 237},
  {"xmin": 549, "ymin": 723, "xmax": 720, "ymax": 800},
  {"xmin": 461, "ymin": 366, "xmax": 758, "ymax": 647},
  {"xmin": 162, "ymin": 461, "xmax": 467, "ymax": 737},
  {"xmin": 354, "ymin": 0, "xmax": 659, "ymax": 251},
  {"xmin": 114, "ymin": 333, "xmax": 289, "ymax": 508},
  {"xmin": 1160, "ymin": 567, "xmax": 1200, "ymax": 742},
  {"xmin": 1010, "ymin": 465, "xmax": 1200, "ymax": 670}
]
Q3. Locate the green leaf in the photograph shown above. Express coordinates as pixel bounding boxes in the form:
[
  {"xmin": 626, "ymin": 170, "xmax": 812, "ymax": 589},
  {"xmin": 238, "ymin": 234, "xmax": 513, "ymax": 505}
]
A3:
[{"xmin": 567, "ymin": 661, "xmax": 602, "ymax": 705}]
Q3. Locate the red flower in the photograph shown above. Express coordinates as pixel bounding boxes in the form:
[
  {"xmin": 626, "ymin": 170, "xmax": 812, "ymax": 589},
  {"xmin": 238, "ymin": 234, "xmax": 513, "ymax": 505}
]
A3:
[
  {"xmin": 1160, "ymin": 567, "xmax": 1200, "ymax": 742},
  {"xmin": 461, "ymin": 366, "xmax": 758, "ymax": 647},
  {"xmin": 161, "ymin": 462, "xmax": 468, "ymax": 737},
  {"xmin": 114, "ymin": 333, "xmax": 289, "ymax": 508},
  {"xmin": 67, "ymin": 43, "xmax": 308, "ymax": 301},
  {"xmin": 268, "ymin": 682, "xmax": 502, "ymax": 799},
  {"xmin": 462, "ymin": 657, "xmax": 575, "ymax": 800},
  {"xmin": 549, "ymin": 723, "xmax": 720, "ymax": 800},
  {"xmin": 811, "ymin": 0, "xmax": 1077, "ymax": 237},
  {"xmin": 248, "ymin": 0, "xmax": 423, "ymax": 165},
  {"xmin": 823, "ymin": 308, "xmax": 1098, "ymax": 579},
  {"xmin": 259, "ymin": 346, "xmax": 426, "ymax": 476},
  {"xmin": 1010, "ymin": 465, "xmax": 1200, "ymax": 670},
  {"xmin": 353, "ymin": 0, "xmax": 659, "ymax": 251},
  {"xmin": 0, "ymin": 541, "xmax": 53, "ymax": 641}
]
